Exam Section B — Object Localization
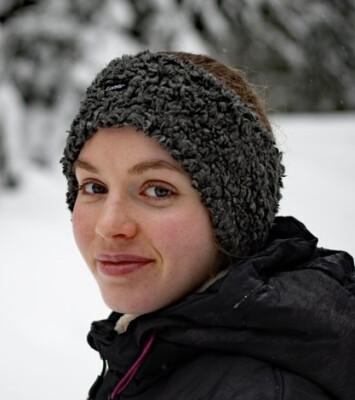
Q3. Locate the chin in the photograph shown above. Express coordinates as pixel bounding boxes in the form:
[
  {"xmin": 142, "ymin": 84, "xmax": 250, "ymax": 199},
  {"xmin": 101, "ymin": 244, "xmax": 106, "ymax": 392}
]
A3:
[{"xmin": 101, "ymin": 294, "xmax": 154, "ymax": 315}]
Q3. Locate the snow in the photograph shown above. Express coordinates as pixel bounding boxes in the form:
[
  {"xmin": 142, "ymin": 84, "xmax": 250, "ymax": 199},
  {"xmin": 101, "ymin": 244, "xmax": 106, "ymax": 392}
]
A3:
[
  {"xmin": 0, "ymin": 113, "xmax": 354, "ymax": 399},
  {"xmin": 274, "ymin": 113, "xmax": 355, "ymax": 254}
]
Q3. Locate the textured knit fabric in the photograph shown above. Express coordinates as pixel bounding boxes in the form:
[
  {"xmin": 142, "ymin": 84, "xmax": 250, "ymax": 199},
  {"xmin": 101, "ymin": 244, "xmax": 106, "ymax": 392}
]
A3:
[
  {"xmin": 61, "ymin": 51, "xmax": 284, "ymax": 256},
  {"xmin": 87, "ymin": 217, "xmax": 355, "ymax": 400}
]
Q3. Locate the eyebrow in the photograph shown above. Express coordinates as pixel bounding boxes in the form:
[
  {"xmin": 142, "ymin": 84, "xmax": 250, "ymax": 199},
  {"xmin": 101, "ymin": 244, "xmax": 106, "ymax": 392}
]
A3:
[
  {"xmin": 73, "ymin": 159, "xmax": 99, "ymax": 174},
  {"xmin": 73, "ymin": 158, "xmax": 184, "ymax": 175},
  {"xmin": 128, "ymin": 159, "xmax": 184, "ymax": 175}
]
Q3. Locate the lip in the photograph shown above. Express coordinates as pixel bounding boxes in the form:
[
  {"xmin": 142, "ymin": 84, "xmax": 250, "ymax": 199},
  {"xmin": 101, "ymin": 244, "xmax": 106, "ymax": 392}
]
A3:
[{"xmin": 96, "ymin": 254, "xmax": 154, "ymax": 277}]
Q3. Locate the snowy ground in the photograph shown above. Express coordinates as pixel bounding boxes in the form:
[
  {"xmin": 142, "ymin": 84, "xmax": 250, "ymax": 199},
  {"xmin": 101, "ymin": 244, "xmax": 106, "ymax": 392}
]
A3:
[{"xmin": 0, "ymin": 113, "xmax": 354, "ymax": 400}]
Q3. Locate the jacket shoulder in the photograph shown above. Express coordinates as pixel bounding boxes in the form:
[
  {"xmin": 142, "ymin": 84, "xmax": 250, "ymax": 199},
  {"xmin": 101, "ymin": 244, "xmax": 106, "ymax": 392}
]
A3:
[{"xmin": 131, "ymin": 352, "xmax": 333, "ymax": 400}]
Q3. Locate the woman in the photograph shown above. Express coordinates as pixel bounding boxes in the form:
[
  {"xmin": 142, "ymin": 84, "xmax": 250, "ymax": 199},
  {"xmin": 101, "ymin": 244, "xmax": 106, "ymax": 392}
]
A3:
[{"xmin": 61, "ymin": 51, "xmax": 355, "ymax": 400}]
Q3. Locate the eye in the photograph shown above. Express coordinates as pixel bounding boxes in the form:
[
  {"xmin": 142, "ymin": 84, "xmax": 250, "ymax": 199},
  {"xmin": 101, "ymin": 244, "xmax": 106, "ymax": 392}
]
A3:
[
  {"xmin": 142, "ymin": 182, "xmax": 176, "ymax": 200},
  {"xmin": 78, "ymin": 181, "xmax": 107, "ymax": 195}
]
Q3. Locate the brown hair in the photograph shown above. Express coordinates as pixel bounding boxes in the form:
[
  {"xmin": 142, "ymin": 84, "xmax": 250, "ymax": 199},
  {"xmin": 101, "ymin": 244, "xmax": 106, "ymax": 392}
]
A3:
[{"xmin": 161, "ymin": 51, "xmax": 272, "ymax": 134}]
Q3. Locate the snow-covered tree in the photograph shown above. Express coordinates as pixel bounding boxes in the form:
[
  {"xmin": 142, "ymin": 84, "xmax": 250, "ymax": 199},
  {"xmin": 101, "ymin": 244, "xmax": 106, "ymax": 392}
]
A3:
[
  {"xmin": 0, "ymin": 23, "xmax": 25, "ymax": 189},
  {"xmin": 173, "ymin": 0, "xmax": 355, "ymax": 111},
  {"xmin": 1, "ymin": 0, "xmax": 143, "ymax": 168}
]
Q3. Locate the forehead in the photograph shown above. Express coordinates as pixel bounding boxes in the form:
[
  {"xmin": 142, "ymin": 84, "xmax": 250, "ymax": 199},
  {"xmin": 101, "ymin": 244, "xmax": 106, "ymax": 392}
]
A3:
[
  {"xmin": 76, "ymin": 126, "xmax": 185, "ymax": 174},
  {"xmin": 81, "ymin": 126, "xmax": 169, "ymax": 157}
]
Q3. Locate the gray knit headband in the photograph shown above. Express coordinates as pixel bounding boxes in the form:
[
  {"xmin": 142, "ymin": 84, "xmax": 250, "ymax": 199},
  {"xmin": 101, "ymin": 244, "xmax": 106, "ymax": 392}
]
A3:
[{"xmin": 61, "ymin": 50, "xmax": 284, "ymax": 256}]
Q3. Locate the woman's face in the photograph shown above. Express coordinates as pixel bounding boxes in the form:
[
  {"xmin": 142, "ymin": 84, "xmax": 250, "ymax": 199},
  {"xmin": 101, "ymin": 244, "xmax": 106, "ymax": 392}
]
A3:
[{"xmin": 72, "ymin": 127, "xmax": 221, "ymax": 314}]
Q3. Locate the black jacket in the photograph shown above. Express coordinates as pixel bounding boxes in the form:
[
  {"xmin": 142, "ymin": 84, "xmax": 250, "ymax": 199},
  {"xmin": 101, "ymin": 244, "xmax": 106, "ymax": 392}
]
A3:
[{"xmin": 87, "ymin": 217, "xmax": 355, "ymax": 399}]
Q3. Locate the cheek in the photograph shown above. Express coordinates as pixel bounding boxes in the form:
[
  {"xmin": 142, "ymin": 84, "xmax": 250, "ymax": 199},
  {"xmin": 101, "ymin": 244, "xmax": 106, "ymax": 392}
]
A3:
[
  {"xmin": 72, "ymin": 206, "xmax": 94, "ymax": 255},
  {"xmin": 149, "ymin": 208, "xmax": 218, "ymax": 302},
  {"xmin": 150, "ymin": 207, "xmax": 215, "ymax": 261}
]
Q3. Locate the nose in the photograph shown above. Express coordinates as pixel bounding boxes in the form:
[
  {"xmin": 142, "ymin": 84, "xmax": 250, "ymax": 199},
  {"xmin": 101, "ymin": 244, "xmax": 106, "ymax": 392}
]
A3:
[{"xmin": 95, "ymin": 197, "xmax": 138, "ymax": 240}]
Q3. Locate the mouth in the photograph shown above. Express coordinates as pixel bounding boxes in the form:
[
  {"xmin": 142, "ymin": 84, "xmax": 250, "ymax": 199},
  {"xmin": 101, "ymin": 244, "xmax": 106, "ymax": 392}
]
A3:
[{"xmin": 96, "ymin": 254, "xmax": 154, "ymax": 277}]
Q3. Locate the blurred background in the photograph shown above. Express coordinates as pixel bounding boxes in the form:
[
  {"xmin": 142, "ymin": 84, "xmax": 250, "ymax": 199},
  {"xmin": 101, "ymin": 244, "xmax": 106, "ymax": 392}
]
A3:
[{"xmin": 0, "ymin": 1, "xmax": 354, "ymax": 399}]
